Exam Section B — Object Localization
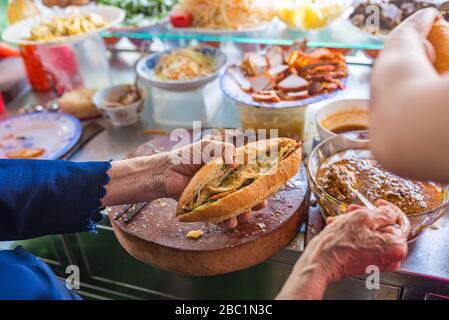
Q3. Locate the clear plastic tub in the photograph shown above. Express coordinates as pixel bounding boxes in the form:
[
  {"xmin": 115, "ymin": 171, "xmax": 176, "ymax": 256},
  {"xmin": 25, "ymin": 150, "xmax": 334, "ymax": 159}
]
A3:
[
  {"xmin": 35, "ymin": 34, "xmax": 110, "ymax": 93},
  {"xmin": 151, "ymin": 81, "xmax": 222, "ymax": 127},
  {"xmin": 237, "ymin": 103, "xmax": 307, "ymax": 141}
]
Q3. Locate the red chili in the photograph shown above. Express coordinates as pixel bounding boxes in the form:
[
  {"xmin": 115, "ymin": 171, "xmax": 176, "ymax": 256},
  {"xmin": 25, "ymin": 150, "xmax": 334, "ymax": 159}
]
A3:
[{"xmin": 170, "ymin": 11, "xmax": 193, "ymax": 28}]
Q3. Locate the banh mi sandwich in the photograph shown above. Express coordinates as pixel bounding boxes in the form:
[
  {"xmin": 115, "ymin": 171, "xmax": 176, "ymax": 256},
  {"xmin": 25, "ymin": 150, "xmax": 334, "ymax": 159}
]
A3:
[{"xmin": 176, "ymin": 138, "xmax": 302, "ymax": 223}]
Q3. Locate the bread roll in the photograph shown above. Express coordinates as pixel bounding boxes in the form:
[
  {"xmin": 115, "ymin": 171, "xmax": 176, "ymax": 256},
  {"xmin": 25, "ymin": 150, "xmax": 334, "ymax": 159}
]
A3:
[
  {"xmin": 428, "ymin": 20, "xmax": 449, "ymax": 74},
  {"xmin": 58, "ymin": 87, "xmax": 99, "ymax": 119}
]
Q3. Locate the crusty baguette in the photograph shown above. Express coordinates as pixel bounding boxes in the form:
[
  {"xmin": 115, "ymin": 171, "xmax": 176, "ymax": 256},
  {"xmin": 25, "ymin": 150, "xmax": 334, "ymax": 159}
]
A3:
[
  {"xmin": 176, "ymin": 156, "xmax": 225, "ymax": 213},
  {"xmin": 428, "ymin": 20, "xmax": 449, "ymax": 74},
  {"xmin": 176, "ymin": 138, "xmax": 302, "ymax": 223},
  {"xmin": 277, "ymin": 74, "xmax": 308, "ymax": 92}
]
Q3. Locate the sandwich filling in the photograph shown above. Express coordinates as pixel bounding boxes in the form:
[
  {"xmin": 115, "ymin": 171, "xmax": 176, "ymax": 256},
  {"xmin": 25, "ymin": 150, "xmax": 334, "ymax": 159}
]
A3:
[{"xmin": 177, "ymin": 140, "xmax": 300, "ymax": 216}]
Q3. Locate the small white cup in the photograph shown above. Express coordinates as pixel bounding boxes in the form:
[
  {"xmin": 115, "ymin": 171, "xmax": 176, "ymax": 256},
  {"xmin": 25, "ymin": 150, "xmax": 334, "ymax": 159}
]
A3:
[
  {"xmin": 315, "ymin": 99, "xmax": 369, "ymax": 141},
  {"xmin": 93, "ymin": 84, "xmax": 146, "ymax": 126}
]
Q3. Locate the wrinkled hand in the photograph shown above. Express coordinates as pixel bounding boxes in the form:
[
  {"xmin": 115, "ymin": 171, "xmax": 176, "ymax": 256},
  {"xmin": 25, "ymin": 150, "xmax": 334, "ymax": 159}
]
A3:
[
  {"xmin": 318, "ymin": 200, "xmax": 410, "ymax": 282},
  {"xmin": 277, "ymin": 200, "xmax": 410, "ymax": 299},
  {"xmin": 163, "ymin": 139, "xmax": 266, "ymax": 228}
]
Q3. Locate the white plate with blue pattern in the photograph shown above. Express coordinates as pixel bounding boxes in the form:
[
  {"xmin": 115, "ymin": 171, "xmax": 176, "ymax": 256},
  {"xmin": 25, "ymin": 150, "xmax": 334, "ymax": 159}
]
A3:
[
  {"xmin": 136, "ymin": 46, "xmax": 227, "ymax": 92},
  {"xmin": 0, "ymin": 112, "xmax": 82, "ymax": 160}
]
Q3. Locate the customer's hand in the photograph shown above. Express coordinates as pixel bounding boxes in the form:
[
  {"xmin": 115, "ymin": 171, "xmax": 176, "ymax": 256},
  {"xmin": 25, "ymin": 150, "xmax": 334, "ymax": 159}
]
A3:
[
  {"xmin": 385, "ymin": 7, "xmax": 441, "ymax": 62},
  {"xmin": 277, "ymin": 200, "xmax": 410, "ymax": 300}
]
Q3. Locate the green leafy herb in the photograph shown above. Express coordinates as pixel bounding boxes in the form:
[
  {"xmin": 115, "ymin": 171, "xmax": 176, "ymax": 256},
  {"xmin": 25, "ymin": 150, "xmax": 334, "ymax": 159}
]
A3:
[{"xmin": 97, "ymin": 0, "xmax": 178, "ymax": 26}]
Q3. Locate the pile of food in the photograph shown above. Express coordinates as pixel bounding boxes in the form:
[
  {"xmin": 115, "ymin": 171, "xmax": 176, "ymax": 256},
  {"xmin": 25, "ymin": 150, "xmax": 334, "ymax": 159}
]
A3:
[
  {"xmin": 316, "ymin": 149, "xmax": 445, "ymax": 215},
  {"xmin": 154, "ymin": 47, "xmax": 216, "ymax": 81},
  {"xmin": 170, "ymin": 0, "xmax": 273, "ymax": 29},
  {"xmin": 97, "ymin": 0, "xmax": 176, "ymax": 26},
  {"xmin": 57, "ymin": 87, "xmax": 99, "ymax": 119},
  {"xmin": 228, "ymin": 44, "xmax": 348, "ymax": 103},
  {"xmin": 350, "ymin": 0, "xmax": 449, "ymax": 36},
  {"xmin": 28, "ymin": 13, "xmax": 107, "ymax": 41}
]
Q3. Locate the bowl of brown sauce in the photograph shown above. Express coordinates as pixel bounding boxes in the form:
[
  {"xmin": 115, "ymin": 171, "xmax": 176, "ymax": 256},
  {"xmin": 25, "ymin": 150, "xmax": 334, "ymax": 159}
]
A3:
[
  {"xmin": 308, "ymin": 131, "xmax": 449, "ymax": 240},
  {"xmin": 315, "ymin": 99, "xmax": 369, "ymax": 141}
]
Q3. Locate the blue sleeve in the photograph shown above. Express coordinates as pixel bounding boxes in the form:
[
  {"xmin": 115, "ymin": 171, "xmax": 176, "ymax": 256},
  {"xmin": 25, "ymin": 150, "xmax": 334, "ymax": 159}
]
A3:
[
  {"xmin": 0, "ymin": 247, "xmax": 82, "ymax": 300},
  {"xmin": 0, "ymin": 159, "xmax": 111, "ymax": 241}
]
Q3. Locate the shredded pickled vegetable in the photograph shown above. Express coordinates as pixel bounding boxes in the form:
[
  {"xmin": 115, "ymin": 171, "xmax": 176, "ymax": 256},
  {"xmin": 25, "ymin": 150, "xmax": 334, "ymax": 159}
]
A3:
[
  {"xmin": 154, "ymin": 48, "xmax": 215, "ymax": 81},
  {"xmin": 176, "ymin": 0, "xmax": 273, "ymax": 30}
]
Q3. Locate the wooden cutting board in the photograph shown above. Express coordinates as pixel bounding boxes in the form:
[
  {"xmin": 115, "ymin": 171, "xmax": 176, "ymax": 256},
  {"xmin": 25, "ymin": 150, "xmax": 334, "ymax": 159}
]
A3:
[{"xmin": 109, "ymin": 132, "xmax": 309, "ymax": 276}]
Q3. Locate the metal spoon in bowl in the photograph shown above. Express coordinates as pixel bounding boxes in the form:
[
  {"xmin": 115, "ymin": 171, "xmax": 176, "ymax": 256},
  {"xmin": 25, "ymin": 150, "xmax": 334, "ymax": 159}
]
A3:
[{"xmin": 335, "ymin": 166, "xmax": 376, "ymax": 209}]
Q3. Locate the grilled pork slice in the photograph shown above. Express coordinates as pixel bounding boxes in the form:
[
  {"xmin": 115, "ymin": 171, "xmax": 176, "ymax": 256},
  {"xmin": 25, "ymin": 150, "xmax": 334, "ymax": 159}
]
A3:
[
  {"xmin": 228, "ymin": 65, "xmax": 252, "ymax": 92},
  {"xmin": 241, "ymin": 53, "xmax": 268, "ymax": 76},
  {"xmin": 249, "ymin": 73, "xmax": 275, "ymax": 92},
  {"xmin": 309, "ymin": 81, "xmax": 324, "ymax": 95},
  {"xmin": 176, "ymin": 138, "xmax": 302, "ymax": 222},
  {"xmin": 283, "ymin": 42, "xmax": 306, "ymax": 62},
  {"xmin": 278, "ymin": 90, "xmax": 309, "ymax": 101},
  {"xmin": 267, "ymin": 46, "xmax": 285, "ymax": 67},
  {"xmin": 252, "ymin": 90, "xmax": 280, "ymax": 102},
  {"xmin": 277, "ymin": 74, "xmax": 309, "ymax": 92},
  {"xmin": 268, "ymin": 65, "xmax": 289, "ymax": 81}
]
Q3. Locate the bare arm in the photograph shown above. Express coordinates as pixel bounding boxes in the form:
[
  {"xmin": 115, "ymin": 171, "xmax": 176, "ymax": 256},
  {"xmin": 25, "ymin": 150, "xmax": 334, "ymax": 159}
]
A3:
[
  {"xmin": 370, "ymin": 8, "xmax": 449, "ymax": 183},
  {"xmin": 276, "ymin": 201, "xmax": 409, "ymax": 300},
  {"xmin": 100, "ymin": 139, "xmax": 236, "ymax": 207},
  {"xmin": 101, "ymin": 154, "xmax": 168, "ymax": 206}
]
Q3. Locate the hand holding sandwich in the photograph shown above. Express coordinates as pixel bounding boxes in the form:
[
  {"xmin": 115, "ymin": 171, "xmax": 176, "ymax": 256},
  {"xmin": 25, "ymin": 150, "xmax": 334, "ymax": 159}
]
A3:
[
  {"xmin": 101, "ymin": 139, "xmax": 263, "ymax": 228},
  {"xmin": 277, "ymin": 201, "xmax": 410, "ymax": 300}
]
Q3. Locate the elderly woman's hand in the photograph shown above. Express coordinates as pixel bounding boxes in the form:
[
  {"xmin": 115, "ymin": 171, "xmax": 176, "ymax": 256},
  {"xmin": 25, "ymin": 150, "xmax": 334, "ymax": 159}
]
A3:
[
  {"xmin": 277, "ymin": 200, "xmax": 410, "ymax": 300},
  {"xmin": 162, "ymin": 139, "xmax": 267, "ymax": 228}
]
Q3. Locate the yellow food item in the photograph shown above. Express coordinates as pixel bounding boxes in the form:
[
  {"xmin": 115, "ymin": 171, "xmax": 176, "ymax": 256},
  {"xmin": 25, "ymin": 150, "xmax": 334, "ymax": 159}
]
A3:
[
  {"xmin": 186, "ymin": 230, "xmax": 204, "ymax": 240},
  {"xmin": 7, "ymin": 0, "xmax": 41, "ymax": 24},
  {"xmin": 28, "ymin": 13, "xmax": 107, "ymax": 41},
  {"xmin": 428, "ymin": 20, "xmax": 449, "ymax": 74},
  {"xmin": 6, "ymin": 148, "xmax": 45, "ymax": 159},
  {"xmin": 155, "ymin": 48, "xmax": 215, "ymax": 81},
  {"xmin": 276, "ymin": 0, "xmax": 347, "ymax": 30}
]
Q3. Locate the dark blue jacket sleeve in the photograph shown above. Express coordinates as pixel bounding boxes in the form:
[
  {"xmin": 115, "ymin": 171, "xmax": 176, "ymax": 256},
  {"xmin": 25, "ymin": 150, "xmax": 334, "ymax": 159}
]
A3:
[{"xmin": 0, "ymin": 159, "xmax": 110, "ymax": 241}]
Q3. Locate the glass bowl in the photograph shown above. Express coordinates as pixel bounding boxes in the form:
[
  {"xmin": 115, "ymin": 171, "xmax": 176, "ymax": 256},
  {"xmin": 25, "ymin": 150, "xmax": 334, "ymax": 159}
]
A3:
[{"xmin": 307, "ymin": 131, "xmax": 449, "ymax": 241}]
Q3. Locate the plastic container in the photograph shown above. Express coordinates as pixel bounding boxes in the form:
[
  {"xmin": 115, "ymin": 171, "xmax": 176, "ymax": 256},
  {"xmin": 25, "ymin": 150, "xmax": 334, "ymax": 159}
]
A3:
[
  {"xmin": 237, "ymin": 103, "xmax": 307, "ymax": 141},
  {"xmin": 2, "ymin": 5, "xmax": 123, "ymax": 93},
  {"xmin": 151, "ymin": 82, "xmax": 222, "ymax": 127}
]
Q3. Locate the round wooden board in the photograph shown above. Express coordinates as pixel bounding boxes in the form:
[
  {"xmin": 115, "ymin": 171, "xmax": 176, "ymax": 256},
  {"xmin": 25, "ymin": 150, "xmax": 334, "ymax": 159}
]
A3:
[{"xmin": 109, "ymin": 132, "xmax": 309, "ymax": 276}]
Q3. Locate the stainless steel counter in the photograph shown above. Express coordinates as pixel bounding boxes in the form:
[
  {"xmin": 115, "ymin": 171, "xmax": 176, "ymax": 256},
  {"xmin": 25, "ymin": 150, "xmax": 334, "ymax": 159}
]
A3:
[{"xmin": 6, "ymin": 49, "xmax": 449, "ymax": 299}]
